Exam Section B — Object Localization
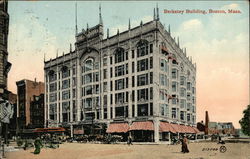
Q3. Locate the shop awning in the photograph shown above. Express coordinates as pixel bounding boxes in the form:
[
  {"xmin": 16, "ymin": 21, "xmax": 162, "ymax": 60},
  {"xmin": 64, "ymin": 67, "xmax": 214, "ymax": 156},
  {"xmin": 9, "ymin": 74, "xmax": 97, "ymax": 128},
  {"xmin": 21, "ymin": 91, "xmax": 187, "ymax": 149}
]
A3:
[
  {"xmin": 106, "ymin": 123, "xmax": 130, "ymax": 133},
  {"xmin": 130, "ymin": 121, "xmax": 154, "ymax": 131},
  {"xmin": 33, "ymin": 127, "xmax": 66, "ymax": 133},
  {"xmin": 159, "ymin": 122, "xmax": 177, "ymax": 133},
  {"xmin": 74, "ymin": 129, "xmax": 84, "ymax": 135}
]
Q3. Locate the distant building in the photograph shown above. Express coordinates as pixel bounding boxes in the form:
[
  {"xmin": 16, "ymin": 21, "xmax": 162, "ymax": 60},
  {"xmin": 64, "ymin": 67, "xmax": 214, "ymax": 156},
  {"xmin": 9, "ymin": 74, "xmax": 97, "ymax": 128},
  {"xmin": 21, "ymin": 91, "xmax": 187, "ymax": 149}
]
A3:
[
  {"xmin": 30, "ymin": 94, "xmax": 44, "ymax": 128},
  {"xmin": 0, "ymin": 0, "xmax": 11, "ymax": 99},
  {"xmin": 208, "ymin": 122, "xmax": 235, "ymax": 135},
  {"xmin": 16, "ymin": 79, "xmax": 44, "ymax": 130}
]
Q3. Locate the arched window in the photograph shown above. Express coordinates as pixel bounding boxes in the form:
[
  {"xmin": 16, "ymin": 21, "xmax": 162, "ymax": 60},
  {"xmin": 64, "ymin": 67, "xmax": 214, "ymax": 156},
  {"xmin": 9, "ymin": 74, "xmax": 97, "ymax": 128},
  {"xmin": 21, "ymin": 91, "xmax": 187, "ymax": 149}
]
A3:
[
  {"xmin": 84, "ymin": 59, "xmax": 93, "ymax": 72},
  {"xmin": 114, "ymin": 48, "xmax": 125, "ymax": 63},
  {"xmin": 136, "ymin": 40, "xmax": 149, "ymax": 57}
]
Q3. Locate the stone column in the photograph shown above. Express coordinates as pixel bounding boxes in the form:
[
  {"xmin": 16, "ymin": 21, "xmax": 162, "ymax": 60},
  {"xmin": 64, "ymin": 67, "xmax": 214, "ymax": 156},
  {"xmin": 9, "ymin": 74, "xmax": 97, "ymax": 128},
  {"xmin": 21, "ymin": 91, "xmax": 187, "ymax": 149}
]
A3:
[
  {"xmin": 76, "ymin": 58, "xmax": 81, "ymax": 121},
  {"xmin": 154, "ymin": 118, "xmax": 159, "ymax": 143}
]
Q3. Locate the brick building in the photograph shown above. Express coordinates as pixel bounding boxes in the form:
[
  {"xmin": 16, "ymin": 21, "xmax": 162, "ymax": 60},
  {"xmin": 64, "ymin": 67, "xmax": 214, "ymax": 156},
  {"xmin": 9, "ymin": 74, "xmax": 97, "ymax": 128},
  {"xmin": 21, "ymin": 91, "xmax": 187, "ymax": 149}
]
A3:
[
  {"xmin": 16, "ymin": 79, "xmax": 44, "ymax": 129},
  {"xmin": 30, "ymin": 94, "xmax": 44, "ymax": 128},
  {"xmin": 44, "ymin": 6, "xmax": 197, "ymax": 142}
]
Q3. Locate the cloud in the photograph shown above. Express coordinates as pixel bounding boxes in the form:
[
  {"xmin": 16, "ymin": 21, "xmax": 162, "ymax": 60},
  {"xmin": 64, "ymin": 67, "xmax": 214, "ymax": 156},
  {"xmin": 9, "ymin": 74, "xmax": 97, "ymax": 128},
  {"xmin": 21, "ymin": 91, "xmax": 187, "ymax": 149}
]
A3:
[
  {"xmin": 182, "ymin": 19, "xmax": 203, "ymax": 31},
  {"xmin": 222, "ymin": 3, "xmax": 239, "ymax": 10}
]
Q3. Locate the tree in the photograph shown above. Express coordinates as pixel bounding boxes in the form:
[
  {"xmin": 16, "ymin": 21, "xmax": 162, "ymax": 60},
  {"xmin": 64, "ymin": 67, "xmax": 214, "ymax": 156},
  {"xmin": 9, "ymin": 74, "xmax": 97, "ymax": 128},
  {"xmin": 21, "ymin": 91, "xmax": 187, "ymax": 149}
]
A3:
[{"xmin": 239, "ymin": 105, "xmax": 250, "ymax": 136}]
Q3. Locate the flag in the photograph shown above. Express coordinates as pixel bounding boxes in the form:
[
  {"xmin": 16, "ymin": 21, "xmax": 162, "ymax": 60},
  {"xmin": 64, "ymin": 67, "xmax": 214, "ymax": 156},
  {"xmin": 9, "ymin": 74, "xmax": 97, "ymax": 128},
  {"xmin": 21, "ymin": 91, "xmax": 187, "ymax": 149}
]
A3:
[{"xmin": 0, "ymin": 99, "xmax": 14, "ymax": 123}]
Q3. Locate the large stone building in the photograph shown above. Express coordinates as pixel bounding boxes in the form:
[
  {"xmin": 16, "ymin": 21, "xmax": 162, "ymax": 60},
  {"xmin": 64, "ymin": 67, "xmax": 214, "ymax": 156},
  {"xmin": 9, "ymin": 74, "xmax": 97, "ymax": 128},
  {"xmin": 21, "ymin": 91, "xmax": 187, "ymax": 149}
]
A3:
[
  {"xmin": 0, "ymin": 0, "xmax": 11, "ymax": 99},
  {"xmin": 44, "ymin": 6, "xmax": 197, "ymax": 142},
  {"xmin": 16, "ymin": 79, "xmax": 44, "ymax": 130}
]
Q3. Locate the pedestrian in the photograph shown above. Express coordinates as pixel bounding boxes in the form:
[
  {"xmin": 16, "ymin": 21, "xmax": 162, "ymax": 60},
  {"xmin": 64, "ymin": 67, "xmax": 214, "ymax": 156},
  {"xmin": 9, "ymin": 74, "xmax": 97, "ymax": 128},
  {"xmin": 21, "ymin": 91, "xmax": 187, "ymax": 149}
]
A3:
[
  {"xmin": 34, "ymin": 137, "xmax": 43, "ymax": 154},
  {"xmin": 181, "ymin": 135, "xmax": 189, "ymax": 153},
  {"xmin": 127, "ymin": 135, "xmax": 133, "ymax": 145}
]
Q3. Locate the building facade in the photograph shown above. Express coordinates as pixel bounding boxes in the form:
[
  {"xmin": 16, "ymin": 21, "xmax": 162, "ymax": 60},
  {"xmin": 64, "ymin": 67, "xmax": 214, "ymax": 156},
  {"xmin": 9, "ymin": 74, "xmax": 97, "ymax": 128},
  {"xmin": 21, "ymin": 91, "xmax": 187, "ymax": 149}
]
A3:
[
  {"xmin": 30, "ymin": 94, "xmax": 44, "ymax": 128},
  {"xmin": 16, "ymin": 79, "xmax": 44, "ymax": 130},
  {"xmin": 0, "ymin": 0, "xmax": 11, "ymax": 99},
  {"xmin": 44, "ymin": 7, "xmax": 196, "ymax": 142}
]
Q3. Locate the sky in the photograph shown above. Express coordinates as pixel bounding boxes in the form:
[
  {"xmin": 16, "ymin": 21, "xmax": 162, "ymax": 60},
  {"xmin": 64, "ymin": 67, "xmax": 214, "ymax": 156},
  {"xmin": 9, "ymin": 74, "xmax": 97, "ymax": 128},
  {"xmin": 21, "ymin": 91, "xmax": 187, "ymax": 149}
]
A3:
[{"xmin": 7, "ymin": 1, "xmax": 249, "ymax": 128}]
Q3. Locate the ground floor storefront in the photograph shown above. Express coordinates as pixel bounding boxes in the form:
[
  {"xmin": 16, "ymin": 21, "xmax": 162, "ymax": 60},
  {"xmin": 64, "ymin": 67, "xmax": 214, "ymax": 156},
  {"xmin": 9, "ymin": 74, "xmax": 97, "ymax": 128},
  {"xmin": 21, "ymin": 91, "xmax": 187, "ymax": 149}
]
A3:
[{"xmin": 106, "ymin": 120, "xmax": 200, "ymax": 143}]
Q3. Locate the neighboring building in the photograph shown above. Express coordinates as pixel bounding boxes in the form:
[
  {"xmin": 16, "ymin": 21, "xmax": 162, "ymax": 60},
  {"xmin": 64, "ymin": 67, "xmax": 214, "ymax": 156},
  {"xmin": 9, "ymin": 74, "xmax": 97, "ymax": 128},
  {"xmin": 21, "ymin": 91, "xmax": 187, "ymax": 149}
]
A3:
[
  {"xmin": 16, "ymin": 79, "xmax": 44, "ymax": 130},
  {"xmin": 0, "ymin": 0, "xmax": 11, "ymax": 99},
  {"xmin": 44, "ymin": 6, "xmax": 197, "ymax": 142},
  {"xmin": 30, "ymin": 94, "xmax": 44, "ymax": 128},
  {"xmin": 8, "ymin": 91, "xmax": 17, "ymax": 136},
  {"xmin": 208, "ymin": 122, "xmax": 235, "ymax": 135}
]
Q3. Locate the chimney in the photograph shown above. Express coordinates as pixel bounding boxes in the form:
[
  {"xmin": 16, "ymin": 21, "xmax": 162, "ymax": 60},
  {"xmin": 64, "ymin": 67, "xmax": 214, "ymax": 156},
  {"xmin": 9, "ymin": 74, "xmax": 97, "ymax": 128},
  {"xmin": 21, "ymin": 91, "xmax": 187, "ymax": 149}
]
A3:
[{"xmin": 205, "ymin": 111, "xmax": 209, "ymax": 135}]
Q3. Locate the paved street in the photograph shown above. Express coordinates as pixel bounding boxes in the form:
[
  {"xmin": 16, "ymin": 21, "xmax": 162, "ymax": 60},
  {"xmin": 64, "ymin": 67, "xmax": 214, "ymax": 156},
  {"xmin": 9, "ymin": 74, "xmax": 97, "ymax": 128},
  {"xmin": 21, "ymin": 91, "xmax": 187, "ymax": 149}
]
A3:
[{"xmin": 5, "ymin": 142, "xmax": 250, "ymax": 159}]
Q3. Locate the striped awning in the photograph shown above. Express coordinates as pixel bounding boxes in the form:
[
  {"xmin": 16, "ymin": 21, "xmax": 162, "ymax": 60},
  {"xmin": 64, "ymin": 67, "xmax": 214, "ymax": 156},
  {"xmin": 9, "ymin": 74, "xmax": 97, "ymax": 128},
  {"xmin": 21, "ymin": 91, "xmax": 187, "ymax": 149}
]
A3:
[
  {"xmin": 130, "ymin": 121, "xmax": 154, "ymax": 131},
  {"xmin": 159, "ymin": 122, "xmax": 177, "ymax": 133},
  {"xmin": 33, "ymin": 127, "xmax": 66, "ymax": 133},
  {"xmin": 106, "ymin": 123, "xmax": 130, "ymax": 133}
]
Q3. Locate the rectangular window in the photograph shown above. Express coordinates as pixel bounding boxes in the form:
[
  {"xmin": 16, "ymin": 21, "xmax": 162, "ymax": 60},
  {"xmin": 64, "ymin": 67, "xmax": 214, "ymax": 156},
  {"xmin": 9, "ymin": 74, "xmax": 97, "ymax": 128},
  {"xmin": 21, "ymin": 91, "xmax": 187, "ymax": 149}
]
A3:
[
  {"xmin": 126, "ymin": 77, "xmax": 128, "ymax": 88},
  {"xmin": 126, "ymin": 63, "xmax": 128, "ymax": 74},
  {"xmin": 172, "ymin": 108, "xmax": 176, "ymax": 119},
  {"xmin": 150, "ymin": 57, "xmax": 153, "ymax": 69},
  {"xmin": 187, "ymin": 113, "xmax": 191, "ymax": 121},
  {"xmin": 103, "ymin": 58, "xmax": 108, "ymax": 66},
  {"xmin": 172, "ymin": 69, "xmax": 177, "ymax": 79},
  {"xmin": 150, "ymin": 103, "xmax": 153, "ymax": 115},
  {"xmin": 137, "ymin": 58, "xmax": 148, "ymax": 72},
  {"xmin": 138, "ymin": 104, "xmax": 148, "ymax": 116},
  {"xmin": 132, "ymin": 90, "xmax": 135, "ymax": 102},
  {"xmin": 132, "ymin": 50, "xmax": 134, "ymax": 58},
  {"xmin": 132, "ymin": 105, "xmax": 135, "ymax": 117},
  {"xmin": 110, "ymin": 81, "xmax": 113, "ymax": 91},
  {"xmin": 115, "ymin": 78, "xmax": 125, "ymax": 90},
  {"xmin": 115, "ymin": 64, "xmax": 126, "ymax": 77},
  {"xmin": 62, "ymin": 90, "xmax": 70, "ymax": 100},
  {"xmin": 110, "ymin": 68, "xmax": 113, "ymax": 78},
  {"xmin": 160, "ymin": 59, "xmax": 164, "ymax": 71},
  {"xmin": 103, "ymin": 69, "xmax": 107, "ymax": 79},
  {"xmin": 137, "ymin": 88, "xmax": 148, "ymax": 101},
  {"xmin": 172, "ymin": 82, "xmax": 177, "ymax": 92},
  {"xmin": 160, "ymin": 74, "xmax": 164, "ymax": 86},
  {"xmin": 126, "ymin": 92, "xmax": 129, "ymax": 103},
  {"xmin": 49, "ymin": 93, "xmax": 57, "ymax": 102},
  {"xmin": 110, "ymin": 94, "xmax": 113, "ymax": 105},
  {"xmin": 150, "ymin": 87, "xmax": 153, "ymax": 100},
  {"xmin": 115, "ymin": 92, "xmax": 125, "ymax": 104},
  {"xmin": 125, "ymin": 51, "xmax": 128, "ymax": 60},
  {"xmin": 180, "ymin": 76, "xmax": 185, "ymax": 86},
  {"xmin": 180, "ymin": 111, "xmax": 184, "ymax": 120},
  {"xmin": 110, "ymin": 56, "xmax": 113, "ymax": 64},
  {"xmin": 187, "ymin": 82, "xmax": 192, "ymax": 90},
  {"xmin": 62, "ymin": 79, "xmax": 70, "ymax": 89},
  {"xmin": 180, "ymin": 99, "xmax": 186, "ymax": 108},
  {"xmin": 150, "ymin": 72, "xmax": 153, "ymax": 84},
  {"xmin": 137, "ymin": 73, "xmax": 148, "ymax": 86},
  {"xmin": 103, "ymin": 82, "xmax": 107, "ymax": 92},
  {"xmin": 103, "ymin": 95, "xmax": 107, "ymax": 106},
  {"xmin": 132, "ymin": 62, "xmax": 135, "ymax": 73},
  {"xmin": 137, "ymin": 45, "xmax": 149, "ymax": 57},
  {"xmin": 49, "ymin": 83, "xmax": 57, "ymax": 92},
  {"xmin": 84, "ymin": 73, "xmax": 92, "ymax": 84},
  {"xmin": 150, "ymin": 44, "xmax": 153, "ymax": 53},
  {"xmin": 132, "ymin": 76, "xmax": 135, "ymax": 87},
  {"xmin": 85, "ymin": 85, "xmax": 92, "ymax": 95}
]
